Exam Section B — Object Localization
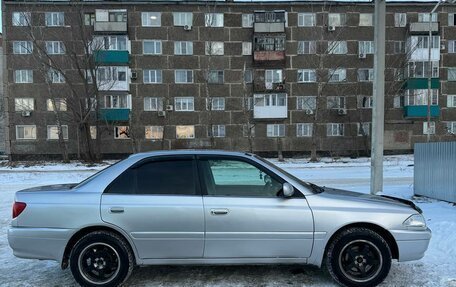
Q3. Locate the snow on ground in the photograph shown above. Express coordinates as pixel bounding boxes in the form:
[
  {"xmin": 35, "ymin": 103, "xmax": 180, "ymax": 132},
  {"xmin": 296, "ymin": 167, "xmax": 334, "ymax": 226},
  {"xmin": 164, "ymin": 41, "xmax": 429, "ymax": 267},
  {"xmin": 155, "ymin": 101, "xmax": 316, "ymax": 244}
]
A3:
[{"xmin": 0, "ymin": 155, "xmax": 455, "ymax": 287}]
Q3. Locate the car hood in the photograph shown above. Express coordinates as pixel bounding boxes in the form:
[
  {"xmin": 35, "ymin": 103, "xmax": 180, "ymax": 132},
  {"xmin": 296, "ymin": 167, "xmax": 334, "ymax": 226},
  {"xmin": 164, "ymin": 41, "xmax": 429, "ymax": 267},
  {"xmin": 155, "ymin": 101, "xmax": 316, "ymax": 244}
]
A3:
[
  {"xmin": 18, "ymin": 183, "xmax": 78, "ymax": 192},
  {"xmin": 308, "ymin": 186, "xmax": 421, "ymax": 213}
]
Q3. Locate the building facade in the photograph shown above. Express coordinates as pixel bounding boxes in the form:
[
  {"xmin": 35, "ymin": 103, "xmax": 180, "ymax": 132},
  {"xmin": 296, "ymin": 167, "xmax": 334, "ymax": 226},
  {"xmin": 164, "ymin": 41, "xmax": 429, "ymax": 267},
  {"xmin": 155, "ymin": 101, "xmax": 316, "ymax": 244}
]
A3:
[{"xmin": 3, "ymin": 0, "xmax": 456, "ymax": 159}]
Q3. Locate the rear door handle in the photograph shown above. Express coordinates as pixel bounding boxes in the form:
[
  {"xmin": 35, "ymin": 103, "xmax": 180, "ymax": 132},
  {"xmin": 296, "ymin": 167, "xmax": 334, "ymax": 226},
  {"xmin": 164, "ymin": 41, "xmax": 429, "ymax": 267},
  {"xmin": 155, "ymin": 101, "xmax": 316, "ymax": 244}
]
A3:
[
  {"xmin": 110, "ymin": 207, "xmax": 124, "ymax": 213},
  {"xmin": 210, "ymin": 208, "xmax": 229, "ymax": 215}
]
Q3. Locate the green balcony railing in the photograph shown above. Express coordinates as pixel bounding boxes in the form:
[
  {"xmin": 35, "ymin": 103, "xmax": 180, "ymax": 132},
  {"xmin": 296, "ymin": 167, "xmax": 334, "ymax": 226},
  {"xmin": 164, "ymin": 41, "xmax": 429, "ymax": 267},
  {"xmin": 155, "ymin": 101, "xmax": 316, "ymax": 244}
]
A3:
[
  {"xmin": 99, "ymin": 108, "xmax": 130, "ymax": 121},
  {"xmin": 403, "ymin": 105, "xmax": 440, "ymax": 118},
  {"xmin": 402, "ymin": 78, "xmax": 440, "ymax": 90},
  {"xmin": 94, "ymin": 50, "xmax": 129, "ymax": 65}
]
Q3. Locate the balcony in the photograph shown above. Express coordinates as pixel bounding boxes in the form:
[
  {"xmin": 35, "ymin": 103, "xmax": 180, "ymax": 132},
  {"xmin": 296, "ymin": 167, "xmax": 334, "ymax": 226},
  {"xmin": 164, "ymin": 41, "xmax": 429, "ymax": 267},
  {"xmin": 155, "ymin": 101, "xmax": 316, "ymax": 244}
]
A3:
[
  {"xmin": 254, "ymin": 106, "xmax": 287, "ymax": 119},
  {"xmin": 94, "ymin": 22, "xmax": 127, "ymax": 33},
  {"xmin": 402, "ymin": 78, "xmax": 440, "ymax": 90},
  {"xmin": 409, "ymin": 22, "xmax": 439, "ymax": 35},
  {"xmin": 254, "ymin": 81, "xmax": 286, "ymax": 93},
  {"xmin": 403, "ymin": 105, "xmax": 440, "ymax": 118},
  {"xmin": 254, "ymin": 22, "xmax": 285, "ymax": 33},
  {"xmin": 99, "ymin": 108, "xmax": 130, "ymax": 122},
  {"xmin": 94, "ymin": 50, "xmax": 129, "ymax": 65}
]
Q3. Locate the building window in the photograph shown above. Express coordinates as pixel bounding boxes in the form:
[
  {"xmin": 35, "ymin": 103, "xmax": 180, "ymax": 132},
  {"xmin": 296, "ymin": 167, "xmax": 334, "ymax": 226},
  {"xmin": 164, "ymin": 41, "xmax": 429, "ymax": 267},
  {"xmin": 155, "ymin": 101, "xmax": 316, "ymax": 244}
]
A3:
[
  {"xmin": 407, "ymin": 61, "xmax": 439, "ymax": 78},
  {"xmin": 47, "ymin": 98, "xmax": 67, "ymax": 111},
  {"xmin": 14, "ymin": 70, "xmax": 33, "ymax": 83},
  {"xmin": 145, "ymin": 126, "xmax": 164, "ymax": 140},
  {"xmin": 92, "ymin": 36, "xmax": 128, "ymax": 51},
  {"xmin": 144, "ymin": 97, "xmax": 163, "ymax": 111},
  {"xmin": 329, "ymin": 68, "xmax": 347, "ymax": 82},
  {"xmin": 297, "ymin": 123, "xmax": 312, "ymax": 137},
  {"xmin": 254, "ymin": 11, "xmax": 286, "ymax": 23},
  {"xmin": 446, "ymin": 122, "xmax": 456, "ymax": 134},
  {"xmin": 359, "ymin": 41, "xmax": 374, "ymax": 55},
  {"xmin": 447, "ymin": 95, "xmax": 456, "ymax": 107},
  {"xmin": 173, "ymin": 12, "xmax": 192, "ymax": 26},
  {"xmin": 175, "ymin": 70, "xmax": 193, "ymax": 83},
  {"xmin": 358, "ymin": 123, "xmax": 371, "ymax": 136},
  {"xmin": 174, "ymin": 41, "xmax": 193, "ymax": 55},
  {"xmin": 449, "ymin": 13, "xmax": 456, "ymax": 26},
  {"xmin": 141, "ymin": 12, "xmax": 161, "ymax": 27},
  {"xmin": 45, "ymin": 12, "xmax": 64, "ymax": 26},
  {"xmin": 254, "ymin": 94, "xmax": 286, "ymax": 107},
  {"xmin": 414, "ymin": 35, "xmax": 439, "ymax": 49},
  {"xmin": 358, "ymin": 96, "xmax": 373, "ymax": 108},
  {"xmin": 359, "ymin": 13, "xmax": 373, "ymax": 26},
  {"xmin": 242, "ymin": 42, "xmax": 252, "ymax": 55},
  {"xmin": 13, "ymin": 41, "xmax": 32, "ymax": 54},
  {"xmin": 297, "ymin": 96, "xmax": 317, "ymax": 111},
  {"xmin": 114, "ymin": 126, "xmax": 130, "ymax": 139},
  {"xmin": 254, "ymin": 35, "xmax": 285, "ymax": 51},
  {"xmin": 404, "ymin": 90, "xmax": 438, "ymax": 106},
  {"xmin": 298, "ymin": 69, "xmax": 317, "ymax": 83},
  {"xmin": 143, "ymin": 69, "xmax": 162, "ymax": 84},
  {"xmin": 14, "ymin": 98, "xmax": 34, "ymax": 111},
  {"xmin": 244, "ymin": 70, "xmax": 253, "ymax": 83},
  {"xmin": 265, "ymin": 70, "xmax": 283, "ymax": 85},
  {"xmin": 394, "ymin": 13, "xmax": 407, "ymax": 27},
  {"xmin": 84, "ymin": 13, "xmax": 95, "ymax": 26},
  {"xmin": 12, "ymin": 12, "xmax": 31, "ymax": 26},
  {"xmin": 242, "ymin": 14, "xmax": 254, "ymax": 27},
  {"xmin": 423, "ymin": 122, "xmax": 436, "ymax": 135},
  {"xmin": 205, "ymin": 42, "xmax": 224, "ymax": 55},
  {"xmin": 103, "ymin": 94, "xmax": 131, "ymax": 109},
  {"xmin": 328, "ymin": 41, "xmax": 348, "ymax": 54},
  {"xmin": 47, "ymin": 125, "xmax": 68, "ymax": 140},
  {"xmin": 327, "ymin": 123, "xmax": 344, "ymax": 136},
  {"xmin": 358, "ymin": 69, "xmax": 374, "ymax": 82},
  {"xmin": 449, "ymin": 68, "xmax": 456, "ymax": 81},
  {"xmin": 175, "ymin": 97, "xmax": 194, "ymax": 111},
  {"xmin": 211, "ymin": 97, "xmax": 225, "ymax": 111},
  {"xmin": 298, "ymin": 13, "xmax": 316, "ymax": 27},
  {"xmin": 205, "ymin": 13, "xmax": 224, "ymax": 27},
  {"xmin": 209, "ymin": 125, "xmax": 226, "ymax": 138},
  {"xmin": 47, "ymin": 69, "xmax": 65, "ymax": 83},
  {"xmin": 143, "ymin": 40, "xmax": 162, "ymax": 55},
  {"xmin": 418, "ymin": 13, "xmax": 437, "ymax": 23},
  {"xmin": 327, "ymin": 96, "xmax": 346, "ymax": 109},
  {"xmin": 243, "ymin": 124, "xmax": 255, "ymax": 137},
  {"xmin": 16, "ymin": 125, "xmax": 36, "ymax": 140},
  {"xmin": 328, "ymin": 13, "xmax": 346, "ymax": 27},
  {"xmin": 298, "ymin": 41, "xmax": 316, "ymax": 54},
  {"xmin": 267, "ymin": 124, "xmax": 285, "ymax": 137},
  {"xmin": 448, "ymin": 40, "xmax": 456, "ymax": 53},
  {"xmin": 394, "ymin": 41, "xmax": 405, "ymax": 54},
  {"xmin": 207, "ymin": 70, "xmax": 224, "ymax": 84},
  {"xmin": 96, "ymin": 66, "xmax": 127, "ymax": 84},
  {"xmin": 176, "ymin": 125, "xmax": 195, "ymax": 139},
  {"xmin": 45, "ymin": 41, "xmax": 65, "ymax": 55}
]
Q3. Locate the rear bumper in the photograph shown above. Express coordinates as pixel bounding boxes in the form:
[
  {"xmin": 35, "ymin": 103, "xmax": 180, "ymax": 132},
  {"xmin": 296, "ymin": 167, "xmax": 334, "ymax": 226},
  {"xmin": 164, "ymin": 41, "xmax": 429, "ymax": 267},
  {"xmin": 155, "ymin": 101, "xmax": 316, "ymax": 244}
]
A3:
[
  {"xmin": 8, "ymin": 227, "xmax": 73, "ymax": 263},
  {"xmin": 390, "ymin": 227, "xmax": 432, "ymax": 262}
]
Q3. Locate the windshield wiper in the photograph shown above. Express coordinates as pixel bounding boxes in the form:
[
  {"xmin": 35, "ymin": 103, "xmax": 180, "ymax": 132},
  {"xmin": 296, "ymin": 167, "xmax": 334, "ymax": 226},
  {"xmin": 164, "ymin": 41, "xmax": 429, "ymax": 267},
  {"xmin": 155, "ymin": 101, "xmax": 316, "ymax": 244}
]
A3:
[{"xmin": 307, "ymin": 182, "xmax": 325, "ymax": 193}]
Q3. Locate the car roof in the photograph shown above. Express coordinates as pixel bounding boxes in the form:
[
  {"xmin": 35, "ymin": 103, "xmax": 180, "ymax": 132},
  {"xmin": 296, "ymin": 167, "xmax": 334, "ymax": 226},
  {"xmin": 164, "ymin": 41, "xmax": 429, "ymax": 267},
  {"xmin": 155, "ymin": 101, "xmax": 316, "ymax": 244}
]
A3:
[{"xmin": 128, "ymin": 150, "xmax": 255, "ymax": 160}]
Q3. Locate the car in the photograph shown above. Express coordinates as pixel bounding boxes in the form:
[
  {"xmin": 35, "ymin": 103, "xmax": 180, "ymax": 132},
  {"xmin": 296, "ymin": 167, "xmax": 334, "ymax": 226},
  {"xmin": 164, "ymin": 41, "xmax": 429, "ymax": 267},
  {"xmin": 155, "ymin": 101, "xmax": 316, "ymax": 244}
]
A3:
[{"xmin": 8, "ymin": 150, "xmax": 431, "ymax": 287}]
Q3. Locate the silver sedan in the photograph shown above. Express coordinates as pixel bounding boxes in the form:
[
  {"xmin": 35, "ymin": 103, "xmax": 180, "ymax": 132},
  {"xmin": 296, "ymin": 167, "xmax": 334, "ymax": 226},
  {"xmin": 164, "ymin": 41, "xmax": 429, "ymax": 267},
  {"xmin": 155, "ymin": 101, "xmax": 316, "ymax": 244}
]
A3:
[{"xmin": 8, "ymin": 151, "xmax": 431, "ymax": 287}]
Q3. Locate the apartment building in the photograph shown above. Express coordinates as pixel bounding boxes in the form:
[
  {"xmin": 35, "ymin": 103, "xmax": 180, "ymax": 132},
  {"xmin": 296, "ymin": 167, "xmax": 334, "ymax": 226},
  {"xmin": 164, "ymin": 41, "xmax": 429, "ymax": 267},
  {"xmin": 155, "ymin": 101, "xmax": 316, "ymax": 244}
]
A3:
[{"xmin": 3, "ymin": 0, "xmax": 456, "ymax": 159}]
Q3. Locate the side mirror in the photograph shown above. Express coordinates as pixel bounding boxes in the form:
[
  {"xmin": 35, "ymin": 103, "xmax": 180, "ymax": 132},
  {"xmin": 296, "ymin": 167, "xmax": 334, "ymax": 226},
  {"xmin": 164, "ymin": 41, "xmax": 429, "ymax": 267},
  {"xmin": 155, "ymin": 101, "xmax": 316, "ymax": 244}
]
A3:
[{"xmin": 282, "ymin": 182, "xmax": 295, "ymax": 198}]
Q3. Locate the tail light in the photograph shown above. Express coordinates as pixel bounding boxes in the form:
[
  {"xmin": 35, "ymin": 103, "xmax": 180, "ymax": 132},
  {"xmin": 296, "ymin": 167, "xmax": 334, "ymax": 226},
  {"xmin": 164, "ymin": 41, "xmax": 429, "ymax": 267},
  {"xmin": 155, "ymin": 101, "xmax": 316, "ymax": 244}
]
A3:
[{"xmin": 12, "ymin": 202, "xmax": 27, "ymax": 219}]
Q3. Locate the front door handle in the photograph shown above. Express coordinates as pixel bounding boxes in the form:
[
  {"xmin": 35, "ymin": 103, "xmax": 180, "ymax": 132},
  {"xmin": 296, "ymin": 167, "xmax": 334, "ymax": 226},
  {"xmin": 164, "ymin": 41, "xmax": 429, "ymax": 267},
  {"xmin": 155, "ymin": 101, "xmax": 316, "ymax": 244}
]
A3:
[
  {"xmin": 210, "ymin": 208, "xmax": 229, "ymax": 215},
  {"xmin": 110, "ymin": 207, "xmax": 124, "ymax": 213}
]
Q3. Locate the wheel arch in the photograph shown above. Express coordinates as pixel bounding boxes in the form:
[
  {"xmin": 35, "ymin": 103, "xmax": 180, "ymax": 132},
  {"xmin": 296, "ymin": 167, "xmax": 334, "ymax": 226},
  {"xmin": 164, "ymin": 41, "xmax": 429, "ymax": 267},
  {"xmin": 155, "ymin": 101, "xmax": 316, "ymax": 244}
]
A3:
[
  {"xmin": 324, "ymin": 222, "xmax": 399, "ymax": 260},
  {"xmin": 61, "ymin": 225, "xmax": 139, "ymax": 269}
]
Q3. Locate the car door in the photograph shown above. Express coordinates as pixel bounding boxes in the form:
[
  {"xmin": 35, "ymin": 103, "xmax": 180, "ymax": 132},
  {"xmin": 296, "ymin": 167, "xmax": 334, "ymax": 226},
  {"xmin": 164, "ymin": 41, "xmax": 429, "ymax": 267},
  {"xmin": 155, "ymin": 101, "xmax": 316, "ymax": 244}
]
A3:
[
  {"xmin": 198, "ymin": 156, "xmax": 314, "ymax": 259},
  {"xmin": 101, "ymin": 155, "xmax": 205, "ymax": 259}
]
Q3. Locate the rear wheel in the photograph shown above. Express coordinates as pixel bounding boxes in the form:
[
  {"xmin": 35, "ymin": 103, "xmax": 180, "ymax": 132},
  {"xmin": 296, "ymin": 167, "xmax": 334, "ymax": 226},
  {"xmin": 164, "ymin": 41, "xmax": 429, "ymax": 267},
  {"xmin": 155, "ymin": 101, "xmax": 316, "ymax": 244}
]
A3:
[
  {"xmin": 69, "ymin": 231, "xmax": 134, "ymax": 287},
  {"xmin": 325, "ymin": 227, "xmax": 392, "ymax": 287}
]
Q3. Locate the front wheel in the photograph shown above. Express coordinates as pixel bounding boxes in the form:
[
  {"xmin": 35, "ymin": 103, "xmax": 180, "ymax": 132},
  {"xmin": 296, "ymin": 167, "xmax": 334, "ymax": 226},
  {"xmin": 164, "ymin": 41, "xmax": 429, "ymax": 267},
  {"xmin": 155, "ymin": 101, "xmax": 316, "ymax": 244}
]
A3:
[
  {"xmin": 325, "ymin": 227, "xmax": 392, "ymax": 287},
  {"xmin": 69, "ymin": 231, "xmax": 134, "ymax": 287}
]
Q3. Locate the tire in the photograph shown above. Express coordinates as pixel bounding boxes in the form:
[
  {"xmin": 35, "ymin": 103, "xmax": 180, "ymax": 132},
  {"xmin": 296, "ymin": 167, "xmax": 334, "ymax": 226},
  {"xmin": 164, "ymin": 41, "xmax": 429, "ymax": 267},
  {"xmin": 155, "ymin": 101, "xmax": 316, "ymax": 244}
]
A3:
[
  {"xmin": 69, "ymin": 231, "xmax": 134, "ymax": 287},
  {"xmin": 325, "ymin": 227, "xmax": 392, "ymax": 287}
]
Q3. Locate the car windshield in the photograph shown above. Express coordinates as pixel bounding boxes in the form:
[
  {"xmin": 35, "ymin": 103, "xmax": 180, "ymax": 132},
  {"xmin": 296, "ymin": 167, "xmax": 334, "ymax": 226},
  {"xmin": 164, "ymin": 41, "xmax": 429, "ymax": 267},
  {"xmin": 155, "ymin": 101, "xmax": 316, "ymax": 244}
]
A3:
[
  {"xmin": 74, "ymin": 160, "xmax": 122, "ymax": 188},
  {"xmin": 254, "ymin": 155, "xmax": 324, "ymax": 194}
]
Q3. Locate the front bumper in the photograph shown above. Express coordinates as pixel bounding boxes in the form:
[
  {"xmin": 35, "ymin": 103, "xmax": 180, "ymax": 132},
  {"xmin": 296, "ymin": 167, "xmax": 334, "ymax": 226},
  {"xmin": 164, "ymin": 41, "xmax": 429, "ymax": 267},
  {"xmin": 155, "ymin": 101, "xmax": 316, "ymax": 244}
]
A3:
[
  {"xmin": 8, "ymin": 227, "xmax": 73, "ymax": 263},
  {"xmin": 390, "ymin": 227, "xmax": 432, "ymax": 262}
]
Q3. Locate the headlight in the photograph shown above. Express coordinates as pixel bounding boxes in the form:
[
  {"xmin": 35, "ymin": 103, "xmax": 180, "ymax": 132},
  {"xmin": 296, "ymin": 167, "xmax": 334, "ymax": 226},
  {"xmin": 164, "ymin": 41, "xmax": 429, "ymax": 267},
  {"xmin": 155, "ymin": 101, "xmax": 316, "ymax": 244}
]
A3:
[{"xmin": 403, "ymin": 214, "xmax": 427, "ymax": 230}]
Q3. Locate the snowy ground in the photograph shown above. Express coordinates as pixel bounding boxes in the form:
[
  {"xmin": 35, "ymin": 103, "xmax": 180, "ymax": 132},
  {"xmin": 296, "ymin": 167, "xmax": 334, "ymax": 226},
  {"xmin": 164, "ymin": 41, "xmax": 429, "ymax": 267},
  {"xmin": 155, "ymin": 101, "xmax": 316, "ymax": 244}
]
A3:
[{"xmin": 0, "ymin": 155, "xmax": 455, "ymax": 287}]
